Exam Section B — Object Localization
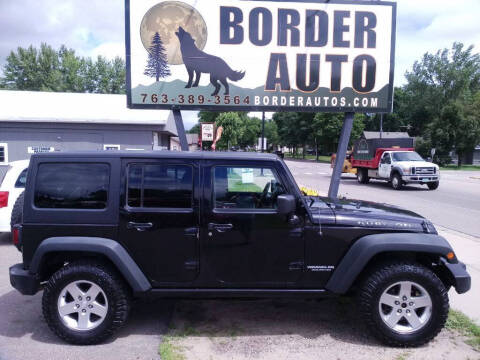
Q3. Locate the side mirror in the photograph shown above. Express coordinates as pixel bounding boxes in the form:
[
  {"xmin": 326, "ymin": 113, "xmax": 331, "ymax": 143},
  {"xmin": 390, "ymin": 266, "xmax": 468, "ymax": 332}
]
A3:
[{"xmin": 277, "ymin": 194, "xmax": 296, "ymax": 214}]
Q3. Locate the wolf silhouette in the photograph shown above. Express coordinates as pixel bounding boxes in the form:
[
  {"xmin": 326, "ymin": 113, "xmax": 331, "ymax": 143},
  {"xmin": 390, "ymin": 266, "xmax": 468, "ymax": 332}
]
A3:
[{"xmin": 175, "ymin": 26, "xmax": 245, "ymax": 96}]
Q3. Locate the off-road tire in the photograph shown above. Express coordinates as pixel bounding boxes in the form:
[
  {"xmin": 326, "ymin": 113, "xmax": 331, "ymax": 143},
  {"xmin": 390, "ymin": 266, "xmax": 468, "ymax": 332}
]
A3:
[
  {"xmin": 10, "ymin": 191, "xmax": 24, "ymax": 227},
  {"xmin": 42, "ymin": 260, "xmax": 131, "ymax": 345},
  {"xmin": 358, "ymin": 261, "xmax": 449, "ymax": 347},
  {"xmin": 357, "ymin": 168, "xmax": 370, "ymax": 184},
  {"xmin": 427, "ymin": 182, "xmax": 439, "ymax": 190},
  {"xmin": 391, "ymin": 173, "xmax": 403, "ymax": 190}
]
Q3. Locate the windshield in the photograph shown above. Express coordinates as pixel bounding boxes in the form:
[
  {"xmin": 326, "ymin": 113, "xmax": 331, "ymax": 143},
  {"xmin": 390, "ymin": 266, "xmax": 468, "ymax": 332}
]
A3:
[{"xmin": 392, "ymin": 152, "xmax": 424, "ymax": 162}]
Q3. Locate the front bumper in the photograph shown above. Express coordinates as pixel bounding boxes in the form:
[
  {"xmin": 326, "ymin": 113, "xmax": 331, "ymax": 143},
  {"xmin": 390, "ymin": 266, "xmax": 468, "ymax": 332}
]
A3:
[
  {"xmin": 441, "ymin": 259, "xmax": 471, "ymax": 294},
  {"xmin": 9, "ymin": 263, "xmax": 39, "ymax": 295},
  {"xmin": 402, "ymin": 175, "xmax": 439, "ymax": 184}
]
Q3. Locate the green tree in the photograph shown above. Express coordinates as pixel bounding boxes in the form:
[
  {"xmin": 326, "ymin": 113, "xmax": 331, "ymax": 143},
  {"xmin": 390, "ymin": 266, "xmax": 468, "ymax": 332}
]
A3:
[
  {"xmin": 264, "ymin": 120, "xmax": 279, "ymax": 149},
  {"xmin": 403, "ymin": 42, "xmax": 480, "ymax": 135},
  {"xmin": 238, "ymin": 116, "xmax": 261, "ymax": 149},
  {"xmin": 312, "ymin": 113, "xmax": 365, "ymax": 154},
  {"xmin": 429, "ymin": 94, "xmax": 480, "ymax": 166},
  {"xmin": 215, "ymin": 112, "xmax": 244, "ymax": 150},
  {"xmin": 0, "ymin": 43, "xmax": 126, "ymax": 94},
  {"xmin": 273, "ymin": 112, "xmax": 301, "ymax": 154}
]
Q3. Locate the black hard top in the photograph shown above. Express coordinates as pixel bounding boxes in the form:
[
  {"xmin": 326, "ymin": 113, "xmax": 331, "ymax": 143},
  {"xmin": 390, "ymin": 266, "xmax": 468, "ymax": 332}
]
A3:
[{"xmin": 31, "ymin": 150, "xmax": 281, "ymax": 162}]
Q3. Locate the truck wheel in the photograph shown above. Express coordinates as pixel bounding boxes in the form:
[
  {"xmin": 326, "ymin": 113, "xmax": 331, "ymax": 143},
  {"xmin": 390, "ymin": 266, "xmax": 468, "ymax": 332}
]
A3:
[
  {"xmin": 10, "ymin": 191, "xmax": 24, "ymax": 228},
  {"xmin": 358, "ymin": 261, "xmax": 448, "ymax": 347},
  {"xmin": 42, "ymin": 260, "xmax": 131, "ymax": 345},
  {"xmin": 391, "ymin": 173, "xmax": 403, "ymax": 190},
  {"xmin": 427, "ymin": 182, "xmax": 439, "ymax": 190},
  {"xmin": 357, "ymin": 169, "xmax": 369, "ymax": 184}
]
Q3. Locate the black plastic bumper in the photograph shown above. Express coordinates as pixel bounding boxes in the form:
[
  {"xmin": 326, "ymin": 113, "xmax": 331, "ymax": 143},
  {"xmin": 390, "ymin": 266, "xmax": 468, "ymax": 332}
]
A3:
[
  {"xmin": 441, "ymin": 259, "xmax": 471, "ymax": 294},
  {"xmin": 9, "ymin": 263, "xmax": 39, "ymax": 295}
]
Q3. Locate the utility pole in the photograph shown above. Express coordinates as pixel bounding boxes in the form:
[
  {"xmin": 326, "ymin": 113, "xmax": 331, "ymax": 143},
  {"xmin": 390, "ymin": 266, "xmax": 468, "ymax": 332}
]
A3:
[
  {"xmin": 261, "ymin": 112, "xmax": 265, "ymax": 153},
  {"xmin": 380, "ymin": 113, "xmax": 384, "ymax": 139}
]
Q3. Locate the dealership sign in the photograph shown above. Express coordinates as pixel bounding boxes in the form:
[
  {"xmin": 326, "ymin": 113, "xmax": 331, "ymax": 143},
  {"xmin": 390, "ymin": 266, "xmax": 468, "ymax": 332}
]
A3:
[
  {"xmin": 125, "ymin": 0, "xmax": 396, "ymax": 112},
  {"xmin": 201, "ymin": 123, "xmax": 215, "ymax": 142}
]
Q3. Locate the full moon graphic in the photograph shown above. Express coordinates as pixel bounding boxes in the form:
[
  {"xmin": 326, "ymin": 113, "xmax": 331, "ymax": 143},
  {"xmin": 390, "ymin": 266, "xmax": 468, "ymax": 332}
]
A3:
[{"xmin": 140, "ymin": 1, "xmax": 208, "ymax": 65}]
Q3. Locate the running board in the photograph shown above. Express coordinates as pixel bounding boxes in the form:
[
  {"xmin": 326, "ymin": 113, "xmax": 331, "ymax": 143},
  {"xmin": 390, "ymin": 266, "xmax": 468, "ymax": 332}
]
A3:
[{"xmin": 143, "ymin": 288, "xmax": 329, "ymax": 299}]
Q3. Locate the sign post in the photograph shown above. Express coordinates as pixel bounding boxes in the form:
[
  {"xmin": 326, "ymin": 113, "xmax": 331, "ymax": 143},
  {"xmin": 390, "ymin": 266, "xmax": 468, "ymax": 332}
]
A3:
[{"xmin": 125, "ymin": 0, "xmax": 396, "ymax": 197}]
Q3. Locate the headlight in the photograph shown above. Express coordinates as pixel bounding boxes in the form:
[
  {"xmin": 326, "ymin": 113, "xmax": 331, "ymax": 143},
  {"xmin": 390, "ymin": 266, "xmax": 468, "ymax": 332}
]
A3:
[{"xmin": 401, "ymin": 166, "xmax": 412, "ymax": 175}]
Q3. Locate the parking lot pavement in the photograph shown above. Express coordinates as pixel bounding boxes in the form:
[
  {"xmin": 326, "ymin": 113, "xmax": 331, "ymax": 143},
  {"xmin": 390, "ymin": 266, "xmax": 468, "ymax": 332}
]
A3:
[
  {"xmin": 0, "ymin": 232, "xmax": 478, "ymax": 360},
  {"xmin": 0, "ymin": 233, "xmax": 174, "ymax": 360}
]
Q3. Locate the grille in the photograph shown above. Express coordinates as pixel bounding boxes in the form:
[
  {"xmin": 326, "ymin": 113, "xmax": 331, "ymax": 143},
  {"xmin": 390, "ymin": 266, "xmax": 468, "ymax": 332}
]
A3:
[{"xmin": 415, "ymin": 167, "xmax": 435, "ymax": 175}]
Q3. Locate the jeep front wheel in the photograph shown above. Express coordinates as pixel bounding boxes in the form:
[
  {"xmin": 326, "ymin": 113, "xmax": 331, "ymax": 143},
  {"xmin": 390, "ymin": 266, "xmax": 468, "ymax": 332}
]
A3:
[
  {"xmin": 358, "ymin": 262, "xmax": 449, "ymax": 347},
  {"xmin": 42, "ymin": 260, "xmax": 131, "ymax": 345}
]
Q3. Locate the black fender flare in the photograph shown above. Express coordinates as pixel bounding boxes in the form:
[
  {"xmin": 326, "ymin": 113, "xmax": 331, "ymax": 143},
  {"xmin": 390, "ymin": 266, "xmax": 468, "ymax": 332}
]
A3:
[
  {"xmin": 29, "ymin": 237, "xmax": 151, "ymax": 294},
  {"xmin": 325, "ymin": 233, "xmax": 454, "ymax": 294}
]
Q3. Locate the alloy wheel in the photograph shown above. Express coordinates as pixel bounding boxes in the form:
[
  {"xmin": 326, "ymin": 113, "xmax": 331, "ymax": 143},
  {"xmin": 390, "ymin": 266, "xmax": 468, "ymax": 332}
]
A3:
[
  {"xmin": 378, "ymin": 281, "xmax": 432, "ymax": 334},
  {"xmin": 57, "ymin": 280, "xmax": 108, "ymax": 331}
]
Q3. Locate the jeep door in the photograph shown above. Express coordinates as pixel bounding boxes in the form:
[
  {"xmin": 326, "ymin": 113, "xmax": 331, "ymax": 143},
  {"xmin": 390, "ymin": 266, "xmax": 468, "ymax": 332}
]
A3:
[
  {"xmin": 119, "ymin": 159, "xmax": 199, "ymax": 285},
  {"xmin": 202, "ymin": 161, "xmax": 305, "ymax": 287}
]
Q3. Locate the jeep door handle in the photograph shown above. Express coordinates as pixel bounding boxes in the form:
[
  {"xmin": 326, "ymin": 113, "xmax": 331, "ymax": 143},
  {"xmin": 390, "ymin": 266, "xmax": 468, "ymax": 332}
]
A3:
[
  {"xmin": 208, "ymin": 223, "xmax": 233, "ymax": 233},
  {"xmin": 127, "ymin": 222, "xmax": 153, "ymax": 232}
]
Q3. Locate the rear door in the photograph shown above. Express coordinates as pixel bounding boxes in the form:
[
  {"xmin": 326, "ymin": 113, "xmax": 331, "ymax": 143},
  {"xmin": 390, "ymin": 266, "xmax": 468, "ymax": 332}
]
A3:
[
  {"xmin": 202, "ymin": 160, "xmax": 305, "ymax": 287},
  {"xmin": 118, "ymin": 158, "xmax": 200, "ymax": 286}
]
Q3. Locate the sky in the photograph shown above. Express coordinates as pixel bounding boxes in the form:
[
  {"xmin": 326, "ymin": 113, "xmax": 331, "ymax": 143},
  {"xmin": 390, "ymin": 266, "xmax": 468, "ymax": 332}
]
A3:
[{"xmin": 1, "ymin": 0, "xmax": 480, "ymax": 129}]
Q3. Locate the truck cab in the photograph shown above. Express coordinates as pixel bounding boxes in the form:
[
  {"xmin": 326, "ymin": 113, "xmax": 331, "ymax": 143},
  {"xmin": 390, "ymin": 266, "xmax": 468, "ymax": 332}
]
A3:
[{"xmin": 378, "ymin": 150, "xmax": 440, "ymax": 189}]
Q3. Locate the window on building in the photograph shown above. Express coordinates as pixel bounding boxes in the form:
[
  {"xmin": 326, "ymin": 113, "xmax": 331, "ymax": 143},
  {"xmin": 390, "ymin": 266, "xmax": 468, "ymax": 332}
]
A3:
[
  {"xmin": 104, "ymin": 144, "xmax": 120, "ymax": 151},
  {"xmin": 213, "ymin": 167, "xmax": 285, "ymax": 209},
  {"xmin": 127, "ymin": 164, "xmax": 193, "ymax": 209},
  {"xmin": 34, "ymin": 163, "xmax": 110, "ymax": 209},
  {"xmin": 0, "ymin": 144, "xmax": 7, "ymax": 164}
]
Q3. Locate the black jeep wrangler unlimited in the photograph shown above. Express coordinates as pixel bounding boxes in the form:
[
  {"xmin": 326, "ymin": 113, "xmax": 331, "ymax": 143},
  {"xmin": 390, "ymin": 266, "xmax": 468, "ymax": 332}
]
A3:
[{"xmin": 9, "ymin": 151, "xmax": 470, "ymax": 346}]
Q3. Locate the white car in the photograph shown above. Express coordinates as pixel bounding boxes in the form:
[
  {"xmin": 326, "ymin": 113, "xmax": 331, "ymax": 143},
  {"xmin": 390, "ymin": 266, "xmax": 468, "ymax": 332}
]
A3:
[{"xmin": 0, "ymin": 160, "xmax": 29, "ymax": 232}]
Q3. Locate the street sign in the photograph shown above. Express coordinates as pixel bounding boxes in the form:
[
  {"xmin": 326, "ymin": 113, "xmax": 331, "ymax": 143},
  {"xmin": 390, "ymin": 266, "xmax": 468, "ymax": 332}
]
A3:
[
  {"xmin": 201, "ymin": 123, "xmax": 215, "ymax": 142},
  {"xmin": 125, "ymin": 0, "xmax": 397, "ymax": 113}
]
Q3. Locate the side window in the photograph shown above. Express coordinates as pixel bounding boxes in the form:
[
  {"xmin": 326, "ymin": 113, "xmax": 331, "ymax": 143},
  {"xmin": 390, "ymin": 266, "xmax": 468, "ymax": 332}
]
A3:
[
  {"xmin": 15, "ymin": 169, "xmax": 28, "ymax": 188},
  {"xmin": 384, "ymin": 154, "xmax": 391, "ymax": 164},
  {"xmin": 214, "ymin": 167, "xmax": 285, "ymax": 209},
  {"xmin": 34, "ymin": 163, "xmax": 110, "ymax": 209},
  {"xmin": 127, "ymin": 164, "xmax": 193, "ymax": 209}
]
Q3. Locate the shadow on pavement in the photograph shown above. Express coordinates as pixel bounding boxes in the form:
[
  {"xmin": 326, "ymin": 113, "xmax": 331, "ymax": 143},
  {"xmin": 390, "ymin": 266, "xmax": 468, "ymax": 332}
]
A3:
[
  {"xmin": 0, "ymin": 290, "xmax": 175, "ymax": 345},
  {"xmin": 164, "ymin": 297, "xmax": 381, "ymax": 347},
  {"xmin": 0, "ymin": 289, "xmax": 380, "ymax": 347},
  {"xmin": 0, "ymin": 233, "xmax": 11, "ymax": 246}
]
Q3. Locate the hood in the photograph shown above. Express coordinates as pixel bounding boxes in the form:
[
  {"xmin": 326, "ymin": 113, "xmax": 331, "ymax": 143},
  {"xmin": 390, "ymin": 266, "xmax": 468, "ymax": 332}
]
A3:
[
  {"xmin": 307, "ymin": 196, "xmax": 431, "ymax": 233},
  {"xmin": 395, "ymin": 161, "xmax": 438, "ymax": 168}
]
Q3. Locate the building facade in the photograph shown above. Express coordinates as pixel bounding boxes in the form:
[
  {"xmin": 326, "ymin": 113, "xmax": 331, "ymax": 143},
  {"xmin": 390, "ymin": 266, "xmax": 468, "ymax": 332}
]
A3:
[{"xmin": 0, "ymin": 90, "xmax": 177, "ymax": 164}]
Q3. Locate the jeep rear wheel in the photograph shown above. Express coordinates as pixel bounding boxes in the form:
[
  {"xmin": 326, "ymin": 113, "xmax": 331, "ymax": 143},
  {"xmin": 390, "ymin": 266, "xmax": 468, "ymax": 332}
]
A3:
[
  {"xmin": 42, "ymin": 260, "xmax": 131, "ymax": 345},
  {"xmin": 358, "ymin": 262, "xmax": 449, "ymax": 347}
]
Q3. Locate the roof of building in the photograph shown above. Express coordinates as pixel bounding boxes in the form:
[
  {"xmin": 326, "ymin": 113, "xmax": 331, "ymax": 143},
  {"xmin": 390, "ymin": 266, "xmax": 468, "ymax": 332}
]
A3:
[
  {"xmin": 362, "ymin": 131, "xmax": 411, "ymax": 139},
  {"xmin": 171, "ymin": 133, "xmax": 199, "ymax": 145},
  {"xmin": 0, "ymin": 90, "xmax": 171, "ymax": 126},
  {"xmin": 30, "ymin": 150, "xmax": 280, "ymax": 161}
]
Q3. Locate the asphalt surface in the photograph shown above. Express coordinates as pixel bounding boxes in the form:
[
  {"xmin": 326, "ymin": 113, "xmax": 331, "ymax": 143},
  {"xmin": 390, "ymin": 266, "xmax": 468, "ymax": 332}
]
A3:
[{"xmin": 285, "ymin": 160, "xmax": 480, "ymax": 238}]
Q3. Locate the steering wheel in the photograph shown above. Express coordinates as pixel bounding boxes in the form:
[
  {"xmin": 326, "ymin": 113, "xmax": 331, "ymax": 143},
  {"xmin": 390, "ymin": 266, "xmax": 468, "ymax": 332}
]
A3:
[{"xmin": 259, "ymin": 182, "xmax": 271, "ymax": 205}]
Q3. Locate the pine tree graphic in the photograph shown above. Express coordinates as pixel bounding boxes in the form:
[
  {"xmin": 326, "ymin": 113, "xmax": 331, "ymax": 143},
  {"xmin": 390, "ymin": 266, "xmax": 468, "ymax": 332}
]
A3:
[{"xmin": 144, "ymin": 32, "xmax": 171, "ymax": 82}]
